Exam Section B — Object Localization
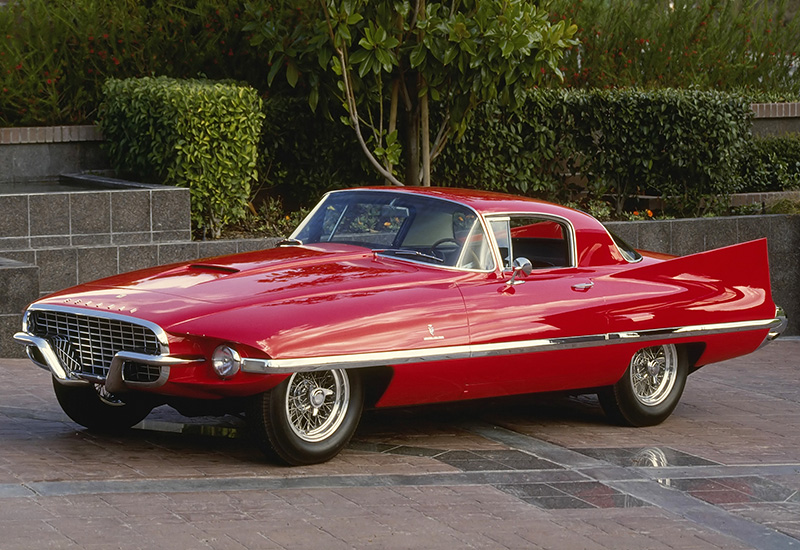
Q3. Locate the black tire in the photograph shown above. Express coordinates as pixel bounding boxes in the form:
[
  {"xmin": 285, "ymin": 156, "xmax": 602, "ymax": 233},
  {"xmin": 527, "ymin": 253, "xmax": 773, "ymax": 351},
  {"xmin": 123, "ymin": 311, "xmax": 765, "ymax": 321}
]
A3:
[
  {"xmin": 598, "ymin": 344, "xmax": 688, "ymax": 427},
  {"xmin": 248, "ymin": 369, "xmax": 364, "ymax": 465},
  {"xmin": 52, "ymin": 378, "xmax": 153, "ymax": 432}
]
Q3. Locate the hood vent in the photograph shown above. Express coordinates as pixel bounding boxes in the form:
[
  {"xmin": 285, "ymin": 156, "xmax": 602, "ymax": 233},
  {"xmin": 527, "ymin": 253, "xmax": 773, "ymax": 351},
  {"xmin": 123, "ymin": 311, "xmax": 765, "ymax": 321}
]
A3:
[{"xmin": 188, "ymin": 263, "xmax": 240, "ymax": 274}]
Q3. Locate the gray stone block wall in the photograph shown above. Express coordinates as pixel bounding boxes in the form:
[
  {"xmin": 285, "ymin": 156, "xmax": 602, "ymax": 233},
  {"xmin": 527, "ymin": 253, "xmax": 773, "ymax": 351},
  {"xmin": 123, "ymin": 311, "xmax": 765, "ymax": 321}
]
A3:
[
  {"xmin": 0, "ymin": 187, "xmax": 192, "ymax": 251},
  {"xmin": 0, "ymin": 125, "xmax": 107, "ymax": 184},
  {"xmin": 606, "ymin": 215, "xmax": 800, "ymax": 336},
  {"xmin": 0, "ymin": 258, "xmax": 38, "ymax": 358},
  {"xmin": 0, "ymin": 142, "xmax": 108, "ymax": 184}
]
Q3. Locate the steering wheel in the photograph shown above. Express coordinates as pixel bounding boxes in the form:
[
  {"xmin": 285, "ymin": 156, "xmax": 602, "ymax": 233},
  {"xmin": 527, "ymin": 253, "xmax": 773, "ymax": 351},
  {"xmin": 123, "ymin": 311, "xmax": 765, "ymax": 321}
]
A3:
[{"xmin": 429, "ymin": 238, "xmax": 460, "ymax": 261}]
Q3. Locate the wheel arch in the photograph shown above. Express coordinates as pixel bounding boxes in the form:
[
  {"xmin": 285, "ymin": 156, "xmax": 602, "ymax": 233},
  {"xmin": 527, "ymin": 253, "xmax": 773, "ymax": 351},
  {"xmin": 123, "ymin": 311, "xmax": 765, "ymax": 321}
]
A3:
[
  {"xmin": 359, "ymin": 366, "xmax": 395, "ymax": 408},
  {"xmin": 684, "ymin": 342, "xmax": 707, "ymax": 374}
]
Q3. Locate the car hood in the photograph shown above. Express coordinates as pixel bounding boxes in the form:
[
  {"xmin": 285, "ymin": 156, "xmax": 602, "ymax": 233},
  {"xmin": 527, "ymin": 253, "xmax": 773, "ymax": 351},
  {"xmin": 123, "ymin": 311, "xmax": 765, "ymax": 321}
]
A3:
[
  {"xmin": 37, "ymin": 244, "xmax": 472, "ymax": 356},
  {"xmin": 42, "ymin": 244, "xmax": 407, "ymax": 314}
]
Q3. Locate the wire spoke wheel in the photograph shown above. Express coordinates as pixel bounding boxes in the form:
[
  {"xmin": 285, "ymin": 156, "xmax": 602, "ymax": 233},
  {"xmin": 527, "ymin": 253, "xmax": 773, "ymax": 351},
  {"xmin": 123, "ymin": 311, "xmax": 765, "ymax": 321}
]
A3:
[
  {"xmin": 249, "ymin": 368, "xmax": 364, "ymax": 465},
  {"xmin": 598, "ymin": 343, "xmax": 687, "ymax": 427},
  {"xmin": 629, "ymin": 345, "xmax": 677, "ymax": 407},
  {"xmin": 285, "ymin": 370, "xmax": 349, "ymax": 442}
]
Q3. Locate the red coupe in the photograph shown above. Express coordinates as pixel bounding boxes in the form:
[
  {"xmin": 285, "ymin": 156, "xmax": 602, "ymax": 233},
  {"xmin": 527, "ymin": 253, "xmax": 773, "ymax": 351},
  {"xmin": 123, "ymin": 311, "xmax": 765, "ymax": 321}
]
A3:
[{"xmin": 15, "ymin": 188, "xmax": 786, "ymax": 464}]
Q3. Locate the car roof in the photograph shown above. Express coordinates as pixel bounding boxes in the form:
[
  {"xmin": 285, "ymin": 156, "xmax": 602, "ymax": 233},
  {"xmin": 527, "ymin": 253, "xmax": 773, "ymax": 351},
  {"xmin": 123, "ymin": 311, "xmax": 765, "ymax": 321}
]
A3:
[
  {"xmin": 333, "ymin": 187, "xmax": 629, "ymax": 267},
  {"xmin": 342, "ymin": 186, "xmax": 597, "ymax": 225}
]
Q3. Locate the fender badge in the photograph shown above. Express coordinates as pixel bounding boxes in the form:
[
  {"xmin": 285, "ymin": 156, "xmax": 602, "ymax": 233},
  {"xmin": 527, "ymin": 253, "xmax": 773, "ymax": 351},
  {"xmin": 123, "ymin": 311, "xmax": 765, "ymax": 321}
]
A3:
[{"xmin": 424, "ymin": 324, "xmax": 444, "ymax": 341}]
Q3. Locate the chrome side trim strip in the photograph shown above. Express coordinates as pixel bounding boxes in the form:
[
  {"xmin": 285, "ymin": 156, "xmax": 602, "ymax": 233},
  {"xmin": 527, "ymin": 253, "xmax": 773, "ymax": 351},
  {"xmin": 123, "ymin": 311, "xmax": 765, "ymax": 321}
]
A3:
[{"xmin": 242, "ymin": 317, "xmax": 783, "ymax": 374}]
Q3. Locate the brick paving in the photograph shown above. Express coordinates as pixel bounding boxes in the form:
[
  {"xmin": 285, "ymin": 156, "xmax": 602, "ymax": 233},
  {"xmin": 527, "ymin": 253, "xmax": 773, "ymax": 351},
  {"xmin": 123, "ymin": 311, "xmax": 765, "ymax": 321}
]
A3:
[{"xmin": 0, "ymin": 340, "xmax": 799, "ymax": 549}]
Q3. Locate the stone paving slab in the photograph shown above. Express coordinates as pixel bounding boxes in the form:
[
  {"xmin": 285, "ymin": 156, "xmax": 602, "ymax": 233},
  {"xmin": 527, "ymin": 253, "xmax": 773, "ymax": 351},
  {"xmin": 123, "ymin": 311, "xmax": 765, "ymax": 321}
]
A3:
[{"xmin": 0, "ymin": 340, "xmax": 799, "ymax": 549}]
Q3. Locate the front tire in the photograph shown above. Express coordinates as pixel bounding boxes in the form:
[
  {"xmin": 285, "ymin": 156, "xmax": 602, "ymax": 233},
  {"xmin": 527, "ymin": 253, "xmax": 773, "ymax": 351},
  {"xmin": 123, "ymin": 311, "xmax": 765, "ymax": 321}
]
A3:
[
  {"xmin": 598, "ymin": 344, "xmax": 688, "ymax": 427},
  {"xmin": 52, "ymin": 378, "xmax": 153, "ymax": 432},
  {"xmin": 248, "ymin": 369, "xmax": 364, "ymax": 465}
]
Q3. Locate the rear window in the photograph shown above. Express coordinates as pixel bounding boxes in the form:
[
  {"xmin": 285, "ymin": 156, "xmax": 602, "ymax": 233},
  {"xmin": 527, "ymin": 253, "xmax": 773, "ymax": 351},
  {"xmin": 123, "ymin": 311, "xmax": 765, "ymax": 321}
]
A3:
[{"xmin": 610, "ymin": 232, "xmax": 643, "ymax": 263}]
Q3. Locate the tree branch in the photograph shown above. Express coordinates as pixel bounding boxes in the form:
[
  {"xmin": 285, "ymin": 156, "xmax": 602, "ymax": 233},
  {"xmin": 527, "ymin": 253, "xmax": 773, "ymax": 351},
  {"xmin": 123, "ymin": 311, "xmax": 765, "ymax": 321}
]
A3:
[{"xmin": 338, "ymin": 47, "xmax": 404, "ymax": 186}]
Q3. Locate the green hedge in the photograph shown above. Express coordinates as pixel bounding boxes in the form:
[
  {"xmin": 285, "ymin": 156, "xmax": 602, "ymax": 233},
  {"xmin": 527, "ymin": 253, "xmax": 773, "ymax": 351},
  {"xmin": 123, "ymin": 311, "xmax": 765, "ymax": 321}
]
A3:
[
  {"xmin": 739, "ymin": 134, "xmax": 800, "ymax": 193},
  {"xmin": 259, "ymin": 96, "xmax": 381, "ymax": 210},
  {"xmin": 98, "ymin": 77, "xmax": 264, "ymax": 238},
  {"xmin": 567, "ymin": 89, "xmax": 752, "ymax": 216},
  {"xmin": 437, "ymin": 88, "xmax": 752, "ymax": 217}
]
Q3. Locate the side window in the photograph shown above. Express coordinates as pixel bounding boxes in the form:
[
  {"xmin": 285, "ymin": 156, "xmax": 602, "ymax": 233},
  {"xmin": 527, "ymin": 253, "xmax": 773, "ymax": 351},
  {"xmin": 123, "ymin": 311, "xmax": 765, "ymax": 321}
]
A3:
[
  {"xmin": 490, "ymin": 216, "xmax": 572, "ymax": 270},
  {"xmin": 454, "ymin": 216, "xmax": 494, "ymax": 271},
  {"xmin": 489, "ymin": 218, "xmax": 512, "ymax": 270}
]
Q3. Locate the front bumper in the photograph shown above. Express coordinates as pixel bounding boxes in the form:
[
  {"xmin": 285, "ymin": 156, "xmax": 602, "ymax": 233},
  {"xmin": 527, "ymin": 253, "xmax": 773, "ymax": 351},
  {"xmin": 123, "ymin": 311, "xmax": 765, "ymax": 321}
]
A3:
[{"xmin": 13, "ymin": 331, "xmax": 202, "ymax": 393}]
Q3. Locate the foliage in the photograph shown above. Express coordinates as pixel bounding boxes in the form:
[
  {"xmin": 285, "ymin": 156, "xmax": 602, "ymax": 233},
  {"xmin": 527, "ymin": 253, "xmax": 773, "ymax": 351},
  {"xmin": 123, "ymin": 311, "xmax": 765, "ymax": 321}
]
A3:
[
  {"xmin": 258, "ymin": 96, "xmax": 381, "ymax": 210},
  {"xmin": 98, "ymin": 77, "xmax": 264, "ymax": 238},
  {"xmin": 434, "ymin": 90, "xmax": 573, "ymax": 198},
  {"xmin": 235, "ymin": 196, "xmax": 311, "ymax": 238},
  {"xmin": 545, "ymin": 0, "xmax": 800, "ymax": 98},
  {"xmin": 243, "ymin": 0, "xmax": 577, "ymax": 186},
  {"xmin": 567, "ymin": 88, "xmax": 752, "ymax": 217},
  {"xmin": 436, "ymin": 88, "xmax": 752, "ymax": 217},
  {"xmin": 739, "ymin": 133, "xmax": 800, "ymax": 192},
  {"xmin": 766, "ymin": 198, "xmax": 800, "ymax": 214},
  {"xmin": 0, "ymin": 0, "xmax": 260, "ymax": 127}
]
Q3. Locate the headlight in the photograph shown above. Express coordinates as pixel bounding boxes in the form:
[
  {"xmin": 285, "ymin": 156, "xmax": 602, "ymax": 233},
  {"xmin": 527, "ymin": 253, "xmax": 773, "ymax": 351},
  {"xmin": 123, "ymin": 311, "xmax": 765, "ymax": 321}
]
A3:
[{"xmin": 211, "ymin": 345, "xmax": 241, "ymax": 379}]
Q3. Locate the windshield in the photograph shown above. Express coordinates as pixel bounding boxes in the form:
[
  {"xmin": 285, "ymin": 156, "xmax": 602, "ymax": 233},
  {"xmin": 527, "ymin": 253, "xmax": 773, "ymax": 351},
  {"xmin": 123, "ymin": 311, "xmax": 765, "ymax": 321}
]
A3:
[{"xmin": 292, "ymin": 190, "xmax": 494, "ymax": 270}]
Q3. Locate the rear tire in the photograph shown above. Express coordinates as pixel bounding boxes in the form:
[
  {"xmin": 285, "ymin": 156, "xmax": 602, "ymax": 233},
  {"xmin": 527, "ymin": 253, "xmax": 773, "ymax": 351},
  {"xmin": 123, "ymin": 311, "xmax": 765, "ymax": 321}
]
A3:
[
  {"xmin": 52, "ymin": 378, "xmax": 153, "ymax": 432},
  {"xmin": 248, "ymin": 369, "xmax": 363, "ymax": 465},
  {"xmin": 598, "ymin": 344, "xmax": 687, "ymax": 427}
]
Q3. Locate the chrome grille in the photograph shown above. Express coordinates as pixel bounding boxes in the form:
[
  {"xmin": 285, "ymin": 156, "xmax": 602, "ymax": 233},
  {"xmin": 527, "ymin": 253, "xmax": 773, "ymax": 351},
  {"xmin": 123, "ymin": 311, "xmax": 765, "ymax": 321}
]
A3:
[
  {"xmin": 122, "ymin": 362, "xmax": 163, "ymax": 383},
  {"xmin": 29, "ymin": 309, "xmax": 162, "ymax": 379}
]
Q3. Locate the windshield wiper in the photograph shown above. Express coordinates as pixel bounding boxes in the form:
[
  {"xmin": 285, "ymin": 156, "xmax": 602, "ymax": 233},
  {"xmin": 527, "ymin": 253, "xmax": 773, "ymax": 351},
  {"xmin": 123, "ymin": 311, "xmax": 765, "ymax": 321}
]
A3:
[
  {"xmin": 378, "ymin": 248, "xmax": 444, "ymax": 263},
  {"xmin": 277, "ymin": 238, "xmax": 303, "ymax": 247}
]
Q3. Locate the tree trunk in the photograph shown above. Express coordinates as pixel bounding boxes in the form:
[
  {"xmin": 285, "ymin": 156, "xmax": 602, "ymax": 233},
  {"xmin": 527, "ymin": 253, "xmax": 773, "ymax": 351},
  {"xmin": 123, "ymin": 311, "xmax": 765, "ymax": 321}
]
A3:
[
  {"xmin": 420, "ymin": 78, "xmax": 431, "ymax": 187},
  {"xmin": 404, "ymin": 78, "xmax": 420, "ymax": 187},
  {"xmin": 386, "ymin": 79, "xmax": 400, "ymax": 185}
]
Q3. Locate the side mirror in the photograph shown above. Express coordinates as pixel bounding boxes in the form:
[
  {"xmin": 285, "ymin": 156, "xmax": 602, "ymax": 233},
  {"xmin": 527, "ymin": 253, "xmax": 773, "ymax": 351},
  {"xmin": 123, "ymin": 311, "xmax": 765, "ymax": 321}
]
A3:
[{"xmin": 507, "ymin": 257, "xmax": 532, "ymax": 286}]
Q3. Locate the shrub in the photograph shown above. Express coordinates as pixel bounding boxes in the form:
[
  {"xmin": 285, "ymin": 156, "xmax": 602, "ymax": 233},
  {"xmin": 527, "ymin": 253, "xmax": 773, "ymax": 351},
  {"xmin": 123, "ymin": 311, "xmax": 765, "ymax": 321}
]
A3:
[
  {"xmin": 99, "ymin": 76, "xmax": 264, "ymax": 238},
  {"xmin": 435, "ymin": 88, "xmax": 752, "ymax": 217},
  {"xmin": 566, "ymin": 89, "xmax": 752, "ymax": 216},
  {"xmin": 258, "ymin": 96, "xmax": 382, "ymax": 210},
  {"xmin": 434, "ymin": 90, "xmax": 574, "ymax": 199},
  {"xmin": 0, "ymin": 0, "xmax": 260, "ymax": 127},
  {"xmin": 739, "ymin": 134, "xmax": 800, "ymax": 192}
]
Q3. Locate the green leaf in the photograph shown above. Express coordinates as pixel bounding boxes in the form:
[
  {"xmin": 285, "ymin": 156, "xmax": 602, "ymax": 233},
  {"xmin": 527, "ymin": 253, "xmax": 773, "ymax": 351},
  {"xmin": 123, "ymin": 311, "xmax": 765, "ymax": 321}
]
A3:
[
  {"xmin": 410, "ymin": 44, "xmax": 427, "ymax": 68},
  {"xmin": 286, "ymin": 62, "xmax": 300, "ymax": 87}
]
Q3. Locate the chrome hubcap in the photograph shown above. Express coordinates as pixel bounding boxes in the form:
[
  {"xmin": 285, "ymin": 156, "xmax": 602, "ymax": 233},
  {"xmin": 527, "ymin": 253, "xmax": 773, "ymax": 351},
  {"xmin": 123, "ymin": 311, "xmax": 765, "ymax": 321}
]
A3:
[
  {"xmin": 629, "ymin": 344, "xmax": 677, "ymax": 407},
  {"xmin": 285, "ymin": 370, "xmax": 349, "ymax": 442}
]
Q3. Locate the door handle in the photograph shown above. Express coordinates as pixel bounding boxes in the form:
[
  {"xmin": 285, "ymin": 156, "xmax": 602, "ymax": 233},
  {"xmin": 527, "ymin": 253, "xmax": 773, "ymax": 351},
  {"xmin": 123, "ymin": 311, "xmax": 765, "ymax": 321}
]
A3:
[{"xmin": 571, "ymin": 281, "xmax": 594, "ymax": 291}]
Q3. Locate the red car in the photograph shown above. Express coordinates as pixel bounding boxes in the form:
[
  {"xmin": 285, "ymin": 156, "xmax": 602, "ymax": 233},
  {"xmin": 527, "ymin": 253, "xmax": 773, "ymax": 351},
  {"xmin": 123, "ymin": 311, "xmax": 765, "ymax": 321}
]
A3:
[{"xmin": 15, "ymin": 187, "xmax": 786, "ymax": 465}]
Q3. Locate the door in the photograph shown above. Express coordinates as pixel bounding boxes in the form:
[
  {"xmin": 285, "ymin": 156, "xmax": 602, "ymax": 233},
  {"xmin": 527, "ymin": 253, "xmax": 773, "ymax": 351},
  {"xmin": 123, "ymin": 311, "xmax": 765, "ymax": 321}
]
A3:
[{"xmin": 455, "ymin": 215, "xmax": 615, "ymax": 399}]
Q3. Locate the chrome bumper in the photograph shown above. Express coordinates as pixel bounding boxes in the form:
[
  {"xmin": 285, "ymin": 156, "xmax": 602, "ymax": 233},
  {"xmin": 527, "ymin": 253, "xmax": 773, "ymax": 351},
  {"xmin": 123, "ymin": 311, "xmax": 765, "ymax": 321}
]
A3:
[
  {"xmin": 760, "ymin": 306, "xmax": 788, "ymax": 348},
  {"xmin": 13, "ymin": 331, "xmax": 202, "ymax": 392}
]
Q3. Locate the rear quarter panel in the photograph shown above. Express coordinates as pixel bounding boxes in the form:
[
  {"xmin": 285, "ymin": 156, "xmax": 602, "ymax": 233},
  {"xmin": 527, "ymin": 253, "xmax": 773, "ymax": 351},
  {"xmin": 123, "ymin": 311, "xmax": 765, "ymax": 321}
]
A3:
[{"xmin": 599, "ymin": 239, "xmax": 775, "ymax": 366}]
